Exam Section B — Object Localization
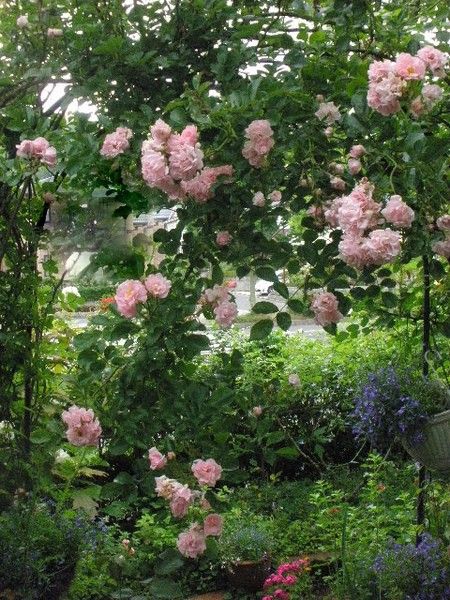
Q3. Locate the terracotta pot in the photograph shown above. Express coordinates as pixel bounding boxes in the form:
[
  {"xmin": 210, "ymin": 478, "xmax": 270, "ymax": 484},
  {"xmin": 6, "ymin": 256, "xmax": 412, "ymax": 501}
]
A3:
[
  {"xmin": 227, "ymin": 556, "xmax": 271, "ymax": 592},
  {"xmin": 403, "ymin": 410, "xmax": 450, "ymax": 476}
]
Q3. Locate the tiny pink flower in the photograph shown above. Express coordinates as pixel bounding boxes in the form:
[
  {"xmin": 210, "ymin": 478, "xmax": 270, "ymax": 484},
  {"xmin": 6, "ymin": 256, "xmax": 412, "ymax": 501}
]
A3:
[
  {"xmin": 251, "ymin": 406, "xmax": 263, "ymax": 417},
  {"xmin": 144, "ymin": 273, "xmax": 171, "ymax": 299},
  {"xmin": 432, "ymin": 239, "xmax": 450, "ymax": 259},
  {"xmin": 170, "ymin": 484, "xmax": 194, "ymax": 518},
  {"xmin": 329, "ymin": 162, "xmax": 345, "ymax": 175},
  {"xmin": 200, "ymin": 497, "xmax": 211, "ymax": 510},
  {"xmin": 214, "ymin": 300, "xmax": 238, "ymax": 328},
  {"xmin": 288, "ymin": 374, "xmax": 300, "ymax": 387},
  {"xmin": 148, "ymin": 447, "xmax": 167, "ymax": 470},
  {"xmin": 315, "ymin": 101, "xmax": 341, "ymax": 125},
  {"xmin": 381, "ymin": 195, "xmax": 415, "ymax": 228},
  {"xmin": 330, "ymin": 176, "xmax": 346, "ymax": 191},
  {"xmin": 436, "ymin": 215, "xmax": 450, "ymax": 232},
  {"xmin": 191, "ymin": 458, "xmax": 222, "ymax": 487},
  {"xmin": 422, "ymin": 84, "xmax": 443, "ymax": 106},
  {"xmin": 324, "ymin": 126, "xmax": 333, "ymax": 137},
  {"xmin": 253, "ymin": 191, "xmax": 266, "ymax": 207},
  {"xmin": 348, "ymin": 158, "xmax": 362, "ymax": 176},
  {"xmin": 47, "ymin": 28, "xmax": 63, "ymax": 38},
  {"xmin": 216, "ymin": 231, "xmax": 232, "ymax": 247},
  {"xmin": 242, "ymin": 119, "xmax": 274, "ymax": 167},
  {"xmin": 417, "ymin": 46, "xmax": 447, "ymax": 74},
  {"xmin": 177, "ymin": 525, "xmax": 207, "ymax": 558},
  {"xmin": 17, "ymin": 15, "xmax": 29, "ymax": 28},
  {"xmin": 269, "ymin": 190, "xmax": 282, "ymax": 204},
  {"xmin": 204, "ymin": 513, "xmax": 223, "ymax": 537},
  {"xmin": 155, "ymin": 475, "xmax": 178, "ymax": 500},
  {"xmin": 395, "ymin": 53, "xmax": 426, "ymax": 80},
  {"xmin": 349, "ymin": 144, "xmax": 366, "ymax": 159},
  {"xmin": 114, "ymin": 280, "xmax": 148, "ymax": 318},
  {"xmin": 101, "ymin": 127, "xmax": 133, "ymax": 158},
  {"xmin": 61, "ymin": 405, "xmax": 102, "ymax": 447},
  {"xmin": 311, "ymin": 292, "xmax": 343, "ymax": 327}
]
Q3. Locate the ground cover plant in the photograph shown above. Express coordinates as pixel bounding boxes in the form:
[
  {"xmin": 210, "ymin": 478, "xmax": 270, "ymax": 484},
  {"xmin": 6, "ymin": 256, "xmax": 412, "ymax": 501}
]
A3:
[{"xmin": 0, "ymin": 0, "xmax": 449, "ymax": 598}]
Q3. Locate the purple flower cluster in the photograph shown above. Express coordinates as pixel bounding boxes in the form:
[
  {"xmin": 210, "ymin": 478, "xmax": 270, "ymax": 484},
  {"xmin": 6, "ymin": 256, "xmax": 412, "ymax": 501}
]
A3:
[
  {"xmin": 373, "ymin": 534, "xmax": 450, "ymax": 599},
  {"xmin": 351, "ymin": 367, "xmax": 427, "ymax": 450}
]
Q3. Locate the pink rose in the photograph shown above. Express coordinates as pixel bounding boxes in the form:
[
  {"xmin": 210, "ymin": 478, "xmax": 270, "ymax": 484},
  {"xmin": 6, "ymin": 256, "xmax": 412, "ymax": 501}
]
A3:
[
  {"xmin": 216, "ymin": 231, "xmax": 232, "ymax": 247},
  {"xmin": 155, "ymin": 476, "xmax": 179, "ymax": 500},
  {"xmin": 214, "ymin": 300, "xmax": 238, "ymax": 328},
  {"xmin": 168, "ymin": 139, "xmax": 203, "ymax": 181},
  {"xmin": 367, "ymin": 73, "xmax": 404, "ymax": 116},
  {"xmin": 181, "ymin": 165, "xmax": 233, "ymax": 203},
  {"xmin": 101, "ymin": 127, "xmax": 133, "ymax": 158},
  {"xmin": 338, "ymin": 235, "xmax": 371, "ymax": 270},
  {"xmin": 41, "ymin": 146, "xmax": 57, "ymax": 167},
  {"xmin": 288, "ymin": 374, "xmax": 300, "ymax": 387},
  {"xmin": 242, "ymin": 120, "xmax": 274, "ymax": 167},
  {"xmin": 269, "ymin": 190, "xmax": 282, "ymax": 204},
  {"xmin": 410, "ymin": 96, "xmax": 425, "ymax": 119},
  {"xmin": 47, "ymin": 28, "xmax": 63, "ymax": 38},
  {"xmin": 144, "ymin": 273, "xmax": 171, "ymax": 299},
  {"xmin": 191, "ymin": 458, "xmax": 222, "ymax": 487},
  {"xmin": 251, "ymin": 406, "xmax": 263, "ymax": 417},
  {"xmin": 330, "ymin": 176, "xmax": 346, "ymax": 191},
  {"xmin": 436, "ymin": 215, "xmax": 450, "ymax": 232},
  {"xmin": 114, "ymin": 280, "xmax": 148, "ymax": 318},
  {"xmin": 253, "ymin": 192, "xmax": 266, "ymax": 207},
  {"xmin": 365, "ymin": 228, "xmax": 402, "ymax": 265},
  {"xmin": 200, "ymin": 497, "xmax": 211, "ymax": 510},
  {"xmin": 61, "ymin": 405, "xmax": 102, "ymax": 447},
  {"xmin": 170, "ymin": 484, "xmax": 193, "ymax": 518},
  {"xmin": 148, "ymin": 447, "xmax": 167, "ymax": 470},
  {"xmin": 16, "ymin": 139, "xmax": 35, "ymax": 159},
  {"xmin": 150, "ymin": 119, "xmax": 172, "ymax": 144},
  {"xmin": 177, "ymin": 525, "xmax": 206, "ymax": 559},
  {"xmin": 381, "ymin": 195, "xmax": 415, "ymax": 228},
  {"xmin": 395, "ymin": 53, "xmax": 426, "ymax": 80},
  {"xmin": 422, "ymin": 84, "xmax": 443, "ymax": 106},
  {"xmin": 348, "ymin": 158, "xmax": 362, "ymax": 176},
  {"xmin": 417, "ymin": 46, "xmax": 447, "ymax": 74},
  {"xmin": 349, "ymin": 144, "xmax": 366, "ymax": 159},
  {"xmin": 324, "ymin": 126, "xmax": 333, "ymax": 137},
  {"xmin": 17, "ymin": 15, "xmax": 29, "ymax": 28},
  {"xmin": 180, "ymin": 125, "xmax": 199, "ymax": 146},
  {"xmin": 274, "ymin": 590, "xmax": 289, "ymax": 600},
  {"xmin": 368, "ymin": 59, "xmax": 396, "ymax": 82},
  {"xmin": 315, "ymin": 101, "xmax": 341, "ymax": 125},
  {"xmin": 141, "ymin": 150, "xmax": 168, "ymax": 185},
  {"xmin": 311, "ymin": 292, "xmax": 343, "ymax": 327},
  {"xmin": 204, "ymin": 514, "xmax": 223, "ymax": 537},
  {"xmin": 432, "ymin": 240, "xmax": 450, "ymax": 259},
  {"xmin": 329, "ymin": 162, "xmax": 345, "ymax": 175},
  {"xmin": 203, "ymin": 284, "xmax": 230, "ymax": 305}
]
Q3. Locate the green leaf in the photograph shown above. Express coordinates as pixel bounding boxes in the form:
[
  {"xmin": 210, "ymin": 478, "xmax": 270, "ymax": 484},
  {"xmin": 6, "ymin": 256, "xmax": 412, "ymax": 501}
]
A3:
[
  {"xmin": 154, "ymin": 549, "xmax": 184, "ymax": 576},
  {"xmin": 287, "ymin": 298, "xmax": 304, "ymax": 313},
  {"xmin": 250, "ymin": 319, "xmax": 274, "ymax": 340},
  {"xmin": 148, "ymin": 578, "xmax": 183, "ymax": 599},
  {"xmin": 381, "ymin": 291, "xmax": 398, "ymax": 308},
  {"xmin": 255, "ymin": 266, "xmax": 277, "ymax": 282},
  {"xmin": 93, "ymin": 36, "xmax": 124, "ymax": 55},
  {"xmin": 276, "ymin": 312, "xmax": 292, "ymax": 331},
  {"xmin": 253, "ymin": 301, "xmax": 278, "ymax": 314},
  {"xmin": 275, "ymin": 446, "xmax": 299, "ymax": 458},
  {"xmin": 273, "ymin": 281, "xmax": 289, "ymax": 299}
]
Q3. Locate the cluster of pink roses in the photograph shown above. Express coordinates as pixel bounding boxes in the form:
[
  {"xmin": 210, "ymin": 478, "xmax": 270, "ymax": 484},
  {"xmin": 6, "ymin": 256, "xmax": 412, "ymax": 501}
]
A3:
[
  {"xmin": 242, "ymin": 119, "xmax": 274, "ymax": 167},
  {"xmin": 61, "ymin": 405, "xmax": 102, "ymax": 447},
  {"xmin": 262, "ymin": 558, "xmax": 310, "ymax": 600},
  {"xmin": 367, "ymin": 46, "xmax": 447, "ymax": 117},
  {"xmin": 16, "ymin": 137, "xmax": 57, "ymax": 167},
  {"xmin": 100, "ymin": 127, "xmax": 133, "ymax": 158},
  {"xmin": 114, "ymin": 273, "xmax": 171, "ymax": 318},
  {"xmin": 315, "ymin": 96, "xmax": 341, "ymax": 137},
  {"xmin": 141, "ymin": 119, "xmax": 232, "ymax": 202},
  {"xmin": 202, "ymin": 282, "xmax": 238, "ymax": 328},
  {"xmin": 325, "ymin": 180, "xmax": 413, "ymax": 270},
  {"xmin": 433, "ymin": 214, "xmax": 450, "ymax": 259},
  {"xmin": 154, "ymin": 457, "xmax": 223, "ymax": 558},
  {"xmin": 311, "ymin": 291, "xmax": 343, "ymax": 327},
  {"xmin": 148, "ymin": 447, "xmax": 176, "ymax": 470},
  {"xmin": 252, "ymin": 190, "xmax": 282, "ymax": 207}
]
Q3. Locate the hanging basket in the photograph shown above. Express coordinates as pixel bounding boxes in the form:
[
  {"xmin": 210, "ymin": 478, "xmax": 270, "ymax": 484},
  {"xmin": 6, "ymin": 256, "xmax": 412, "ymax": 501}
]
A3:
[{"xmin": 403, "ymin": 410, "xmax": 450, "ymax": 476}]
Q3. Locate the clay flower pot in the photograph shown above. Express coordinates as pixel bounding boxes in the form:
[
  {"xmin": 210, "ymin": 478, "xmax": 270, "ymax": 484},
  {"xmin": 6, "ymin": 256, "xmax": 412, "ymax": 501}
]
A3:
[
  {"xmin": 226, "ymin": 555, "xmax": 271, "ymax": 592},
  {"xmin": 403, "ymin": 409, "xmax": 450, "ymax": 476}
]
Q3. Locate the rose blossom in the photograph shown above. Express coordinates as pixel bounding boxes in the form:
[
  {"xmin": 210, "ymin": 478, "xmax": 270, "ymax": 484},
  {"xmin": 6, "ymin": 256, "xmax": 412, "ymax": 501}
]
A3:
[
  {"xmin": 330, "ymin": 176, "xmax": 345, "ymax": 191},
  {"xmin": 395, "ymin": 53, "xmax": 426, "ymax": 80},
  {"xmin": 348, "ymin": 158, "xmax": 362, "ymax": 176},
  {"xmin": 216, "ymin": 231, "xmax": 232, "ymax": 247},
  {"xmin": 114, "ymin": 280, "xmax": 148, "ymax": 318},
  {"xmin": 177, "ymin": 525, "xmax": 207, "ymax": 559},
  {"xmin": 315, "ymin": 101, "xmax": 341, "ymax": 125},
  {"xmin": 203, "ymin": 284, "xmax": 230, "ymax": 305},
  {"xmin": 170, "ymin": 484, "xmax": 194, "ymax": 518},
  {"xmin": 204, "ymin": 514, "xmax": 223, "ymax": 537},
  {"xmin": 288, "ymin": 373, "xmax": 300, "ymax": 387},
  {"xmin": 148, "ymin": 447, "xmax": 167, "ymax": 470},
  {"xmin": 417, "ymin": 46, "xmax": 447, "ymax": 74},
  {"xmin": 324, "ymin": 126, "xmax": 333, "ymax": 137},
  {"xmin": 311, "ymin": 292, "xmax": 343, "ymax": 327},
  {"xmin": 339, "ymin": 235, "xmax": 371, "ymax": 270},
  {"xmin": 168, "ymin": 138, "xmax": 204, "ymax": 181},
  {"xmin": 432, "ymin": 240, "xmax": 450, "ymax": 259},
  {"xmin": 181, "ymin": 165, "xmax": 233, "ymax": 203},
  {"xmin": 155, "ymin": 475, "xmax": 179, "ymax": 500},
  {"xmin": 269, "ymin": 190, "xmax": 282, "ymax": 204},
  {"xmin": 150, "ymin": 119, "xmax": 172, "ymax": 144},
  {"xmin": 101, "ymin": 127, "xmax": 133, "ymax": 158},
  {"xmin": 381, "ymin": 195, "xmax": 415, "ymax": 228},
  {"xmin": 17, "ymin": 15, "xmax": 29, "ymax": 28},
  {"xmin": 253, "ymin": 191, "xmax": 266, "ymax": 207},
  {"xmin": 61, "ymin": 406, "xmax": 102, "ymax": 447},
  {"xmin": 242, "ymin": 119, "xmax": 274, "ymax": 167},
  {"xmin": 144, "ymin": 273, "xmax": 171, "ymax": 299},
  {"xmin": 214, "ymin": 300, "xmax": 238, "ymax": 328},
  {"xmin": 251, "ymin": 406, "xmax": 263, "ymax": 417},
  {"xmin": 365, "ymin": 228, "xmax": 402, "ymax": 265},
  {"xmin": 349, "ymin": 144, "xmax": 366, "ymax": 159},
  {"xmin": 436, "ymin": 215, "xmax": 450, "ymax": 232},
  {"xmin": 329, "ymin": 162, "xmax": 345, "ymax": 175},
  {"xmin": 16, "ymin": 137, "xmax": 57, "ymax": 166},
  {"xmin": 191, "ymin": 458, "xmax": 222, "ymax": 487},
  {"xmin": 47, "ymin": 28, "xmax": 63, "ymax": 38},
  {"xmin": 367, "ymin": 72, "xmax": 405, "ymax": 116},
  {"xmin": 368, "ymin": 59, "xmax": 396, "ymax": 82},
  {"xmin": 421, "ymin": 84, "xmax": 443, "ymax": 106}
]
